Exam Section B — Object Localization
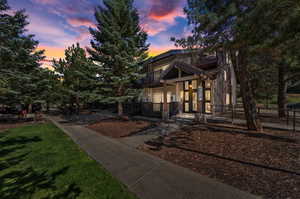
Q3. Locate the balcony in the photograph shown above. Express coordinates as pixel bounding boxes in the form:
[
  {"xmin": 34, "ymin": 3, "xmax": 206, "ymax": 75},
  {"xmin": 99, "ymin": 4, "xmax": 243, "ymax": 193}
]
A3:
[{"xmin": 142, "ymin": 70, "xmax": 163, "ymax": 86}]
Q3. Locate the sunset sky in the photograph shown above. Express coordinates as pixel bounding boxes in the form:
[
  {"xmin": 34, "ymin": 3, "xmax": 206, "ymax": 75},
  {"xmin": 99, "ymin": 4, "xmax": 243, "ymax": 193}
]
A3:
[{"xmin": 9, "ymin": 0, "xmax": 190, "ymax": 62}]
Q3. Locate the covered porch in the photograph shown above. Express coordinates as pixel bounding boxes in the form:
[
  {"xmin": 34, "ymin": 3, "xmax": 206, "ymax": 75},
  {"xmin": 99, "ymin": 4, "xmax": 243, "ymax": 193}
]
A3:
[{"xmin": 142, "ymin": 61, "xmax": 217, "ymax": 120}]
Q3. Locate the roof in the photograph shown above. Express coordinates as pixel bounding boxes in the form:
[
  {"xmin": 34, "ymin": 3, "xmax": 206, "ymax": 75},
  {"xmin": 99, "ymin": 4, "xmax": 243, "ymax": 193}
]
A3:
[
  {"xmin": 161, "ymin": 61, "xmax": 219, "ymax": 80},
  {"xmin": 196, "ymin": 55, "xmax": 218, "ymax": 70},
  {"xmin": 146, "ymin": 49, "xmax": 201, "ymax": 64}
]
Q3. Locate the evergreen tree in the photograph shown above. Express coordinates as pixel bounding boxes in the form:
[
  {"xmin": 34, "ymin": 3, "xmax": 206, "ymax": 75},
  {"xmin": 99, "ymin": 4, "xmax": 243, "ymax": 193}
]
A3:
[
  {"xmin": 0, "ymin": 0, "xmax": 44, "ymax": 107},
  {"xmin": 53, "ymin": 43, "xmax": 97, "ymax": 114},
  {"xmin": 88, "ymin": 0, "xmax": 149, "ymax": 116},
  {"xmin": 35, "ymin": 68, "xmax": 61, "ymax": 112}
]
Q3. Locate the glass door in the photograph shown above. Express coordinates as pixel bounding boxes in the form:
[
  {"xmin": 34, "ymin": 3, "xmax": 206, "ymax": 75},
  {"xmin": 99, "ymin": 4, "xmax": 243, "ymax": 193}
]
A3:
[{"xmin": 183, "ymin": 80, "xmax": 198, "ymax": 113}]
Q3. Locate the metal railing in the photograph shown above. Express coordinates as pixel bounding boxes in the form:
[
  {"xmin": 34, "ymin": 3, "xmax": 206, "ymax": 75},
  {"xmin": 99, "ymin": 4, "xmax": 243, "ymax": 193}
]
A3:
[
  {"xmin": 124, "ymin": 102, "xmax": 179, "ymax": 118},
  {"xmin": 212, "ymin": 104, "xmax": 300, "ymax": 132}
]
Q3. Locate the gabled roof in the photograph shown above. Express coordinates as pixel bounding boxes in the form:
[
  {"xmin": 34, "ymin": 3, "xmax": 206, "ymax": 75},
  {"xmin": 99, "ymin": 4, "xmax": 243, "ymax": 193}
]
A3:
[
  {"xmin": 146, "ymin": 49, "xmax": 201, "ymax": 64},
  {"xmin": 160, "ymin": 61, "xmax": 217, "ymax": 80}
]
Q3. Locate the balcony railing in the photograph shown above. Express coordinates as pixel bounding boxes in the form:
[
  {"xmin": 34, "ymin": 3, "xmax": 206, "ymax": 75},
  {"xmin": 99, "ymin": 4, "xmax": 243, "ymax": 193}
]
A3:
[{"xmin": 143, "ymin": 70, "xmax": 163, "ymax": 85}]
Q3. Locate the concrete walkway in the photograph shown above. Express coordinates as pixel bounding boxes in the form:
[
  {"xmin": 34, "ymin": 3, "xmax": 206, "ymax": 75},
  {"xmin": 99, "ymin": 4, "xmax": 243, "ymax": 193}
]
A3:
[{"xmin": 47, "ymin": 116, "xmax": 259, "ymax": 199}]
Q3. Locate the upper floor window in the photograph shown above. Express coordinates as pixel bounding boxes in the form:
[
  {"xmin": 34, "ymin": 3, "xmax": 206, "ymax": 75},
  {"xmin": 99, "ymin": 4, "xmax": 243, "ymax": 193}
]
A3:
[{"xmin": 154, "ymin": 64, "xmax": 169, "ymax": 72}]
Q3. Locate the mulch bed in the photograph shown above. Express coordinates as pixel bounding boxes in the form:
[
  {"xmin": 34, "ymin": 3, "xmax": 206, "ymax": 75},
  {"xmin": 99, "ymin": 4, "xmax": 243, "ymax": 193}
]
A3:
[
  {"xmin": 0, "ymin": 121, "xmax": 35, "ymax": 132},
  {"xmin": 87, "ymin": 119, "xmax": 151, "ymax": 138},
  {"xmin": 140, "ymin": 125, "xmax": 300, "ymax": 199}
]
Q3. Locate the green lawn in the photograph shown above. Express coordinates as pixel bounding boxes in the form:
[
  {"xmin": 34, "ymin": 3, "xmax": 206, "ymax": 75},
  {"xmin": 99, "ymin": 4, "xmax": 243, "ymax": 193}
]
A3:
[{"xmin": 0, "ymin": 123, "xmax": 138, "ymax": 199}]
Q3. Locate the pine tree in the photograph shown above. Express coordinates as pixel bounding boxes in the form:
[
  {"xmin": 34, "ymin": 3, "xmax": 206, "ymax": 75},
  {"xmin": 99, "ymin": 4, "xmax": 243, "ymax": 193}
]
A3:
[
  {"xmin": 35, "ymin": 68, "xmax": 61, "ymax": 112},
  {"xmin": 0, "ymin": 0, "xmax": 44, "ymax": 107},
  {"xmin": 53, "ymin": 43, "xmax": 98, "ymax": 114},
  {"xmin": 88, "ymin": 0, "xmax": 149, "ymax": 116}
]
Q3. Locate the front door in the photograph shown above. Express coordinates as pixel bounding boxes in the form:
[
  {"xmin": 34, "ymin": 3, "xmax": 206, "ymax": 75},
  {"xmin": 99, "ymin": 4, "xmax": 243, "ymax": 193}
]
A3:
[{"xmin": 183, "ymin": 80, "xmax": 198, "ymax": 113}]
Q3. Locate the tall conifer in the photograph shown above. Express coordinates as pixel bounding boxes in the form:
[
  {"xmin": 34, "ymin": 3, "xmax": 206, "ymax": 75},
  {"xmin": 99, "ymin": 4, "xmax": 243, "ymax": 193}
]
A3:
[{"xmin": 88, "ymin": 0, "xmax": 149, "ymax": 116}]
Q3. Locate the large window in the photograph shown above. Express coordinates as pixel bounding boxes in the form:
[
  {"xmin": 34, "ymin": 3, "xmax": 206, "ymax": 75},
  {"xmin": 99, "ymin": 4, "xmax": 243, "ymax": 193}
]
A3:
[
  {"xmin": 192, "ymin": 92, "xmax": 198, "ymax": 112},
  {"xmin": 204, "ymin": 81, "xmax": 212, "ymax": 114}
]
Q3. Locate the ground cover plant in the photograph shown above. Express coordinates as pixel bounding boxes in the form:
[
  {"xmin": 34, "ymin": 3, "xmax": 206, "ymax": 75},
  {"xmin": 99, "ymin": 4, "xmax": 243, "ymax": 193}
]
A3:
[{"xmin": 0, "ymin": 123, "xmax": 138, "ymax": 199}]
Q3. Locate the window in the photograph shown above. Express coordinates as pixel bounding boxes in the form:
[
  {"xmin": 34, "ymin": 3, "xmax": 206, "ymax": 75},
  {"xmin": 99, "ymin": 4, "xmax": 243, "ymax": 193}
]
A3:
[
  {"xmin": 226, "ymin": 93, "xmax": 230, "ymax": 105},
  {"xmin": 153, "ymin": 104, "xmax": 161, "ymax": 112},
  {"xmin": 180, "ymin": 91, "xmax": 184, "ymax": 101},
  {"xmin": 205, "ymin": 102, "xmax": 211, "ymax": 113},
  {"xmin": 192, "ymin": 80, "xmax": 197, "ymax": 89},
  {"xmin": 205, "ymin": 81, "xmax": 211, "ymax": 89},
  {"xmin": 192, "ymin": 92, "xmax": 198, "ymax": 111},
  {"xmin": 185, "ymin": 103, "xmax": 189, "ymax": 112},
  {"xmin": 205, "ymin": 90, "xmax": 211, "ymax": 101},
  {"xmin": 185, "ymin": 92, "xmax": 189, "ymax": 101},
  {"xmin": 153, "ymin": 90, "xmax": 162, "ymax": 103},
  {"xmin": 154, "ymin": 64, "xmax": 169, "ymax": 71},
  {"xmin": 184, "ymin": 81, "xmax": 189, "ymax": 90}
]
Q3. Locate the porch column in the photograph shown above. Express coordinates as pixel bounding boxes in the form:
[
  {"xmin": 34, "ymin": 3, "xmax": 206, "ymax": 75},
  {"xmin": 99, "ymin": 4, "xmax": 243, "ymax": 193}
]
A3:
[
  {"xmin": 196, "ymin": 76, "xmax": 204, "ymax": 122},
  {"xmin": 162, "ymin": 80, "xmax": 169, "ymax": 121},
  {"xmin": 176, "ymin": 82, "xmax": 183, "ymax": 114},
  {"xmin": 177, "ymin": 68, "xmax": 183, "ymax": 114}
]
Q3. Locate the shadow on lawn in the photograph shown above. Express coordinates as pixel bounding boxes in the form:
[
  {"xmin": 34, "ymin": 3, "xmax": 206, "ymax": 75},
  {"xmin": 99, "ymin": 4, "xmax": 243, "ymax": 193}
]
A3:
[{"xmin": 0, "ymin": 134, "xmax": 82, "ymax": 199}]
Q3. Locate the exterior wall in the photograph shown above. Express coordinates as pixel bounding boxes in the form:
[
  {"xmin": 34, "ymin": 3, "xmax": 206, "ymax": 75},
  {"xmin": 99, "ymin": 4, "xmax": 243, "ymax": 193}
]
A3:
[
  {"xmin": 143, "ymin": 86, "xmax": 176, "ymax": 103},
  {"xmin": 143, "ymin": 50, "xmax": 237, "ymax": 116},
  {"xmin": 213, "ymin": 72, "xmax": 225, "ymax": 107},
  {"xmin": 213, "ymin": 51, "xmax": 237, "ymax": 109}
]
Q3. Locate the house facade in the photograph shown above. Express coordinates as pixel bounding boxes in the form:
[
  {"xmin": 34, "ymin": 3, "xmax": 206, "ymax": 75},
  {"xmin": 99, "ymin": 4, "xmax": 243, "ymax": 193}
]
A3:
[{"xmin": 140, "ymin": 49, "xmax": 237, "ymax": 120}]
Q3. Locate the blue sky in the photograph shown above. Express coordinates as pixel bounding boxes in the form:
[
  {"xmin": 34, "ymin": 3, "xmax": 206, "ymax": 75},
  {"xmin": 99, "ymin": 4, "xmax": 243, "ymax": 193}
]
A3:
[{"xmin": 8, "ymin": 0, "xmax": 190, "ymax": 59}]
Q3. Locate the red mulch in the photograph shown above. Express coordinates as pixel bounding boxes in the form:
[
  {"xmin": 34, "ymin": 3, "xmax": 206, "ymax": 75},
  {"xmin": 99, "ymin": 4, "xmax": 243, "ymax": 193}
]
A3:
[
  {"xmin": 140, "ymin": 125, "xmax": 300, "ymax": 199},
  {"xmin": 0, "ymin": 122, "xmax": 34, "ymax": 132},
  {"xmin": 87, "ymin": 119, "xmax": 151, "ymax": 138}
]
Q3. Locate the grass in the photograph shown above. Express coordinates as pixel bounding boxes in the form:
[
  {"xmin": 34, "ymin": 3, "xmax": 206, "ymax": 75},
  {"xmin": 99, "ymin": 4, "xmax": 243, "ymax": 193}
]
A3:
[
  {"xmin": 288, "ymin": 95, "xmax": 300, "ymax": 104},
  {"xmin": 243, "ymin": 95, "xmax": 300, "ymax": 106},
  {"xmin": 0, "ymin": 123, "xmax": 138, "ymax": 199}
]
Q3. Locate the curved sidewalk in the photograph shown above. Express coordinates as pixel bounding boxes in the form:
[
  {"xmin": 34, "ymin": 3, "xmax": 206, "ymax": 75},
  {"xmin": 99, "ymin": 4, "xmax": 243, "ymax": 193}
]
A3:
[{"xmin": 47, "ymin": 116, "xmax": 260, "ymax": 199}]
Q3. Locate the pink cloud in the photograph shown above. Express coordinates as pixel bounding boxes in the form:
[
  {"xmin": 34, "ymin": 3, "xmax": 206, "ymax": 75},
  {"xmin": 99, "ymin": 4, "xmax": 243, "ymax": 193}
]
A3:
[
  {"xmin": 149, "ymin": 0, "xmax": 182, "ymax": 19},
  {"xmin": 67, "ymin": 17, "xmax": 96, "ymax": 28},
  {"xmin": 141, "ymin": 21, "xmax": 167, "ymax": 36},
  {"xmin": 32, "ymin": 0, "xmax": 58, "ymax": 5},
  {"xmin": 140, "ymin": 0, "xmax": 185, "ymax": 36}
]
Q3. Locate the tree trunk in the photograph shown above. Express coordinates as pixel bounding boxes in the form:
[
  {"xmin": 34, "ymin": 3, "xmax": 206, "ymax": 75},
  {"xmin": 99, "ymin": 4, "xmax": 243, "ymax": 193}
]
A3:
[
  {"xmin": 278, "ymin": 64, "xmax": 287, "ymax": 118},
  {"xmin": 76, "ymin": 93, "xmax": 80, "ymax": 115},
  {"xmin": 118, "ymin": 101, "xmax": 123, "ymax": 117},
  {"xmin": 46, "ymin": 101, "xmax": 50, "ymax": 112},
  {"xmin": 28, "ymin": 104, "xmax": 32, "ymax": 114},
  {"xmin": 230, "ymin": 49, "xmax": 262, "ymax": 131}
]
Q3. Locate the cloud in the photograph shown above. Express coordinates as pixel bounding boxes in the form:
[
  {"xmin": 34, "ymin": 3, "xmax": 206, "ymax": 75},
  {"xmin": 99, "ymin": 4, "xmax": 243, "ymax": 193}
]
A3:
[
  {"xmin": 140, "ymin": 0, "xmax": 186, "ymax": 36},
  {"xmin": 28, "ymin": 14, "xmax": 76, "ymax": 47},
  {"xmin": 67, "ymin": 17, "xmax": 96, "ymax": 28},
  {"xmin": 141, "ymin": 21, "xmax": 167, "ymax": 36},
  {"xmin": 31, "ymin": 0, "xmax": 58, "ymax": 5},
  {"xmin": 149, "ymin": 0, "xmax": 183, "ymax": 21}
]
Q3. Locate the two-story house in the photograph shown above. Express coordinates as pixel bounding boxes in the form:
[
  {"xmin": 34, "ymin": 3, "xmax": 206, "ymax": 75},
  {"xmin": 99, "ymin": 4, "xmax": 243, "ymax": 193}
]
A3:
[{"xmin": 140, "ymin": 49, "xmax": 237, "ymax": 120}]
